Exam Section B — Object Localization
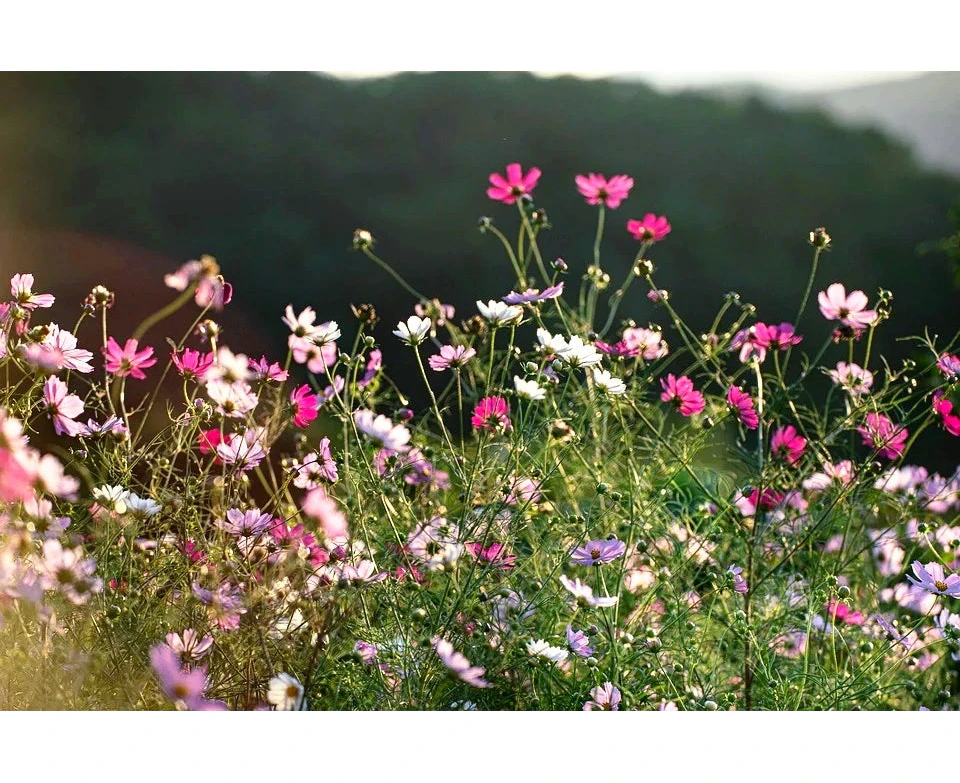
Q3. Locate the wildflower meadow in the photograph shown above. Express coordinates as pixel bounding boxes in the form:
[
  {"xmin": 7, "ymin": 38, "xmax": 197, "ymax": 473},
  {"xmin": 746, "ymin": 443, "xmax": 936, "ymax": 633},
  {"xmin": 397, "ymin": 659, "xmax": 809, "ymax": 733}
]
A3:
[{"xmin": 2, "ymin": 162, "xmax": 959, "ymax": 713}]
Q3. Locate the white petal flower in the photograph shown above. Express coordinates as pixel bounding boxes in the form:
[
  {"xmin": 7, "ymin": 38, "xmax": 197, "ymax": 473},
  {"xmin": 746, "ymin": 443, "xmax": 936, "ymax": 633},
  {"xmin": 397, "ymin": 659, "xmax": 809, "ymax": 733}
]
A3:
[
  {"xmin": 393, "ymin": 316, "xmax": 432, "ymax": 346},
  {"xmin": 526, "ymin": 639, "xmax": 569, "ymax": 662},
  {"xmin": 266, "ymin": 672, "xmax": 307, "ymax": 710},
  {"xmin": 514, "ymin": 376, "xmax": 546, "ymax": 401},
  {"xmin": 557, "ymin": 337, "xmax": 602, "ymax": 368},
  {"xmin": 477, "ymin": 300, "xmax": 522, "ymax": 326},
  {"xmin": 353, "ymin": 410, "xmax": 411, "ymax": 452},
  {"xmin": 92, "ymin": 485, "xmax": 131, "ymax": 515},
  {"xmin": 124, "ymin": 493, "xmax": 162, "ymax": 519},
  {"xmin": 593, "ymin": 368, "xmax": 627, "ymax": 395}
]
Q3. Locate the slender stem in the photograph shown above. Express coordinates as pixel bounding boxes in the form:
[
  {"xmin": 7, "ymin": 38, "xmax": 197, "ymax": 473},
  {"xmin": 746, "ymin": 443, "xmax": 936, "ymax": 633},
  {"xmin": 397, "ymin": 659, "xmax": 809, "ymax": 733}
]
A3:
[
  {"xmin": 132, "ymin": 285, "xmax": 197, "ymax": 341},
  {"xmin": 362, "ymin": 248, "xmax": 428, "ymax": 303}
]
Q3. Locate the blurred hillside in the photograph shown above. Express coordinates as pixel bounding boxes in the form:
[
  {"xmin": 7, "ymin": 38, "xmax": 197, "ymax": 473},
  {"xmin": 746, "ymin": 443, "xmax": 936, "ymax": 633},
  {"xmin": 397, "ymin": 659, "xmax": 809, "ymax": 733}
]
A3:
[{"xmin": 0, "ymin": 71, "xmax": 957, "ymax": 466}]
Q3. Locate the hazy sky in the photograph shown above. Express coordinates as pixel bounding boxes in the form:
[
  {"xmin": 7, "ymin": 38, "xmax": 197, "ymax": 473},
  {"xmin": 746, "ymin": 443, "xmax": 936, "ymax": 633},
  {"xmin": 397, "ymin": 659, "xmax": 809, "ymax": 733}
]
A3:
[{"xmin": 327, "ymin": 71, "xmax": 923, "ymax": 93}]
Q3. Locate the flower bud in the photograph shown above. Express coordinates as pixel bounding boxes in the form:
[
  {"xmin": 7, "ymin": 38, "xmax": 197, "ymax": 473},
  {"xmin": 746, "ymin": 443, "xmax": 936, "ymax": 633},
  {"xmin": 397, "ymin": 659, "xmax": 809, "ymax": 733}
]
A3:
[
  {"xmin": 552, "ymin": 257, "xmax": 568, "ymax": 273},
  {"xmin": 352, "ymin": 228, "xmax": 374, "ymax": 249},
  {"xmin": 808, "ymin": 227, "xmax": 831, "ymax": 250}
]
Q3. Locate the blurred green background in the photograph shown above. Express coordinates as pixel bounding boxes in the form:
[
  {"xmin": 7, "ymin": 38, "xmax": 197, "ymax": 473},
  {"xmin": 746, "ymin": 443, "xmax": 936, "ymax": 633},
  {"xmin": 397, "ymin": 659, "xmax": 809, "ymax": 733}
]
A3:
[{"xmin": 0, "ymin": 71, "xmax": 957, "ymax": 464}]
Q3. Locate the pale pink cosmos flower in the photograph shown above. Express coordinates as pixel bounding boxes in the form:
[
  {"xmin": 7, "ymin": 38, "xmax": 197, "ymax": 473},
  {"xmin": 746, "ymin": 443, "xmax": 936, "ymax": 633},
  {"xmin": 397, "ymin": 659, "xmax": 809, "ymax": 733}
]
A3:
[
  {"xmin": 353, "ymin": 410, "xmax": 411, "ymax": 452},
  {"xmin": 829, "ymin": 361, "xmax": 873, "ymax": 397},
  {"xmin": 583, "ymin": 682, "xmax": 621, "ymax": 711},
  {"xmin": 103, "ymin": 337, "xmax": 157, "ymax": 380},
  {"xmin": 728, "ymin": 564, "xmax": 748, "ymax": 594},
  {"xmin": 164, "ymin": 257, "xmax": 233, "ymax": 311},
  {"xmin": 290, "ymin": 384, "xmax": 320, "ymax": 428},
  {"xmin": 428, "ymin": 345, "xmax": 477, "ymax": 372},
  {"xmin": 487, "ymin": 163, "xmax": 541, "ymax": 204},
  {"xmin": 433, "ymin": 637, "xmax": 490, "ymax": 688},
  {"xmin": 575, "ymin": 173, "xmax": 634, "ymax": 209},
  {"xmin": 165, "ymin": 629, "xmax": 214, "ymax": 663},
  {"xmin": 358, "ymin": 349, "xmax": 382, "ymax": 389},
  {"xmin": 302, "ymin": 486, "xmax": 350, "ymax": 542},
  {"xmin": 858, "ymin": 413, "xmax": 908, "ymax": 460},
  {"xmin": 803, "ymin": 460, "xmax": 855, "ymax": 491},
  {"xmin": 566, "ymin": 626, "xmax": 593, "ymax": 658},
  {"xmin": 205, "ymin": 379, "xmax": 258, "ymax": 418},
  {"xmin": 727, "ymin": 386, "xmax": 759, "ymax": 430},
  {"xmin": 937, "ymin": 353, "xmax": 960, "ymax": 379},
  {"xmin": 78, "ymin": 415, "xmax": 128, "ymax": 439},
  {"xmin": 660, "ymin": 374, "xmax": 705, "ymax": 417},
  {"xmin": 771, "ymin": 425, "xmax": 806, "ymax": 465},
  {"xmin": 408, "ymin": 516, "xmax": 463, "ymax": 569},
  {"xmin": 502, "ymin": 283, "xmax": 565, "ymax": 305},
  {"xmin": 35, "ymin": 324, "xmax": 94, "ymax": 373},
  {"xmin": 906, "ymin": 561, "xmax": 960, "ymax": 598},
  {"xmin": 215, "ymin": 431, "xmax": 266, "ymax": 471},
  {"xmin": 621, "ymin": 327, "xmax": 668, "ymax": 361},
  {"xmin": 290, "ymin": 335, "xmax": 338, "ymax": 374},
  {"xmin": 207, "ymin": 346, "xmax": 253, "ymax": 383},
  {"xmin": 10, "ymin": 273, "xmax": 55, "ymax": 310},
  {"xmin": 43, "ymin": 376, "xmax": 84, "ymax": 437},
  {"xmin": 570, "ymin": 538, "xmax": 627, "ymax": 567},
  {"xmin": 192, "ymin": 581, "xmax": 246, "ymax": 631},
  {"xmin": 216, "ymin": 508, "xmax": 273, "ymax": 538},
  {"xmin": 817, "ymin": 283, "xmax": 877, "ymax": 329},
  {"xmin": 627, "ymin": 214, "xmax": 671, "ymax": 242},
  {"xmin": 150, "ymin": 644, "xmax": 211, "ymax": 710},
  {"xmin": 292, "ymin": 439, "xmax": 338, "ymax": 488},
  {"xmin": 472, "ymin": 396, "xmax": 512, "ymax": 433},
  {"xmin": 559, "ymin": 575, "xmax": 618, "ymax": 608},
  {"xmin": 35, "ymin": 539, "xmax": 102, "ymax": 605}
]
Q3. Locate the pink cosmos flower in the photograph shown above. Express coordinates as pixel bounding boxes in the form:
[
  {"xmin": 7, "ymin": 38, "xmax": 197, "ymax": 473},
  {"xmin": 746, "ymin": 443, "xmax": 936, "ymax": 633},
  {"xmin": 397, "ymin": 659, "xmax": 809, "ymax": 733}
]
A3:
[
  {"xmin": 566, "ymin": 625, "xmax": 593, "ymax": 658},
  {"xmin": 205, "ymin": 379, "xmax": 258, "ymax": 418},
  {"xmin": 803, "ymin": 460, "xmax": 855, "ymax": 491},
  {"xmin": 464, "ymin": 541, "xmax": 516, "ymax": 570},
  {"xmin": 627, "ymin": 214, "xmax": 671, "ymax": 243},
  {"xmin": 575, "ymin": 173, "xmax": 634, "ymax": 209},
  {"xmin": 502, "ymin": 283, "xmax": 565, "ymax": 305},
  {"xmin": 32, "ymin": 324, "xmax": 94, "ymax": 373},
  {"xmin": 165, "ymin": 630, "xmax": 214, "ymax": 663},
  {"xmin": 433, "ymin": 637, "xmax": 490, "ymax": 688},
  {"xmin": 823, "ymin": 600, "xmax": 865, "ymax": 627},
  {"xmin": 828, "ymin": 361, "xmax": 873, "ymax": 397},
  {"xmin": 487, "ymin": 163, "xmax": 541, "ymax": 204},
  {"xmin": 428, "ymin": 345, "xmax": 477, "ymax": 372},
  {"xmin": 43, "ymin": 376, "xmax": 84, "ymax": 437},
  {"xmin": 150, "ymin": 644, "xmax": 211, "ymax": 710},
  {"xmin": 249, "ymin": 356, "xmax": 289, "ymax": 382},
  {"xmin": 472, "ymin": 396, "xmax": 512, "ymax": 433},
  {"xmin": 733, "ymin": 487, "xmax": 784, "ymax": 516},
  {"xmin": 858, "ymin": 413, "xmax": 908, "ymax": 460},
  {"xmin": 727, "ymin": 386, "xmax": 759, "ymax": 430},
  {"xmin": 353, "ymin": 409, "xmax": 411, "ymax": 452},
  {"xmin": 358, "ymin": 349, "xmax": 382, "ymax": 389},
  {"xmin": 292, "ymin": 439, "xmax": 339, "ymax": 488},
  {"xmin": 35, "ymin": 539, "xmax": 102, "ymax": 605},
  {"xmin": 103, "ymin": 337, "xmax": 157, "ymax": 380},
  {"xmin": 659, "ymin": 374, "xmax": 705, "ymax": 417},
  {"xmin": 290, "ymin": 335, "xmax": 338, "ymax": 374},
  {"xmin": 595, "ymin": 340, "xmax": 639, "ymax": 360},
  {"xmin": 937, "ymin": 353, "xmax": 960, "ymax": 379},
  {"xmin": 730, "ymin": 322, "xmax": 801, "ymax": 364},
  {"xmin": 817, "ymin": 283, "xmax": 877, "ymax": 329},
  {"xmin": 905, "ymin": 561, "xmax": 960, "ymax": 598},
  {"xmin": 728, "ymin": 564, "xmax": 748, "ymax": 595},
  {"xmin": 621, "ymin": 327, "xmax": 668, "ymax": 361},
  {"xmin": 334, "ymin": 560, "xmax": 388, "ymax": 586},
  {"xmin": 10, "ymin": 273, "xmax": 55, "ymax": 311},
  {"xmin": 171, "ymin": 348, "xmax": 214, "ymax": 382},
  {"xmin": 583, "ymin": 682, "xmax": 621, "ymax": 711},
  {"xmin": 933, "ymin": 392, "xmax": 960, "ymax": 437},
  {"xmin": 290, "ymin": 384, "xmax": 320, "ymax": 428},
  {"xmin": 570, "ymin": 538, "xmax": 626, "ymax": 566},
  {"xmin": 647, "ymin": 288, "xmax": 668, "ymax": 303},
  {"xmin": 771, "ymin": 425, "xmax": 806, "ymax": 465},
  {"xmin": 192, "ymin": 581, "xmax": 246, "ymax": 631},
  {"xmin": 302, "ymin": 486, "xmax": 350, "ymax": 542}
]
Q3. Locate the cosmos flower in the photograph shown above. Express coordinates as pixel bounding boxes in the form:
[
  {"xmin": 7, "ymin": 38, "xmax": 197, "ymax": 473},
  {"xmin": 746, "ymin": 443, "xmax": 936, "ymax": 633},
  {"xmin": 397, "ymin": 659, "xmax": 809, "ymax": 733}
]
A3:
[
  {"xmin": 353, "ymin": 410, "xmax": 411, "ymax": 452},
  {"xmin": 659, "ymin": 374, "xmax": 705, "ymax": 416},
  {"xmin": 514, "ymin": 376, "xmax": 546, "ymax": 401},
  {"xmin": 727, "ymin": 386, "xmax": 759, "ymax": 430},
  {"xmin": 433, "ymin": 637, "xmax": 490, "ymax": 687},
  {"xmin": 103, "ymin": 337, "xmax": 157, "ymax": 380},
  {"xmin": 10, "ymin": 273, "xmax": 55, "ymax": 310},
  {"xmin": 575, "ymin": 173, "xmax": 634, "ymax": 209},
  {"xmin": 150, "ymin": 644, "xmax": 212, "ymax": 710},
  {"xmin": 526, "ymin": 639, "xmax": 569, "ymax": 663},
  {"xmin": 828, "ymin": 362, "xmax": 874, "ymax": 397},
  {"xmin": 502, "ymin": 283, "xmax": 564, "ymax": 305},
  {"xmin": 818, "ymin": 283, "xmax": 877, "ymax": 329},
  {"xmin": 471, "ymin": 396, "xmax": 511, "ymax": 433},
  {"xmin": 621, "ymin": 327, "xmax": 668, "ymax": 361},
  {"xmin": 290, "ymin": 384, "xmax": 320, "ymax": 428},
  {"xmin": 566, "ymin": 626, "xmax": 594, "ymax": 658},
  {"xmin": 428, "ymin": 345, "xmax": 477, "ymax": 371},
  {"xmin": 858, "ymin": 413, "xmax": 908, "ymax": 460},
  {"xmin": 559, "ymin": 575, "xmax": 618, "ymax": 608},
  {"xmin": 216, "ymin": 508, "xmax": 274, "ymax": 538},
  {"xmin": 266, "ymin": 672, "xmax": 307, "ymax": 711},
  {"xmin": 476, "ymin": 300, "xmax": 523, "ymax": 326},
  {"xmin": 42, "ymin": 376, "xmax": 84, "ymax": 437},
  {"xmin": 393, "ymin": 315, "xmax": 432, "ymax": 346},
  {"xmin": 627, "ymin": 214, "xmax": 671, "ymax": 242},
  {"xmin": 583, "ymin": 682, "xmax": 621, "ymax": 711},
  {"xmin": 771, "ymin": 425, "xmax": 807, "ymax": 465},
  {"xmin": 906, "ymin": 561, "xmax": 960, "ymax": 598},
  {"xmin": 171, "ymin": 348, "xmax": 214, "ymax": 382},
  {"xmin": 593, "ymin": 368, "xmax": 626, "ymax": 396},
  {"xmin": 487, "ymin": 162, "xmax": 541, "ymax": 204},
  {"xmin": 570, "ymin": 538, "xmax": 627, "ymax": 566},
  {"xmin": 164, "ymin": 256, "xmax": 232, "ymax": 311}
]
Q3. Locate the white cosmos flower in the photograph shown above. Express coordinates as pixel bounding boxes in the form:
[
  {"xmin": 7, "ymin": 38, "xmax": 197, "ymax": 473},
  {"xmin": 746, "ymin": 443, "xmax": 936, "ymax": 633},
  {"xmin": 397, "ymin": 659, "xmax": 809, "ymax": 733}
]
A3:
[
  {"xmin": 92, "ymin": 485, "xmax": 131, "ymax": 514},
  {"xmin": 266, "ymin": 672, "xmax": 307, "ymax": 710},
  {"xmin": 514, "ymin": 376, "xmax": 546, "ymax": 401},
  {"xmin": 312, "ymin": 320, "xmax": 341, "ymax": 347},
  {"xmin": 477, "ymin": 300, "xmax": 522, "ymax": 326},
  {"xmin": 557, "ymin": 336, "xmax": 602, "ymax": 368},
  {"xmin": 206, "ymin": 347, "xmax": 252, "ymax": 382},
  {"xmin": 536, "ymin": 328, "xmax": 569, "ymax": 354},
  {"xmin": 593, "ymin": 368, "xmax": 627, "ymax": 395},
  {"xmin": 526, "ymin": 639, "xmax": 569, "ymax": 662},
  {"xmin": 124, "ymin": 493, "xmax": 162, "ymax": 519},
  {"xmin": 393, "ymin": 316, "xmax": 432, "ymax": 346}
]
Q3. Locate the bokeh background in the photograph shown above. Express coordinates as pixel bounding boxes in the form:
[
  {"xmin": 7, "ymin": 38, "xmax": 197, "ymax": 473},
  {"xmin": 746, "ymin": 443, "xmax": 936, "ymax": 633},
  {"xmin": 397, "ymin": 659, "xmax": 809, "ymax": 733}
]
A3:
[{"xmin": 1, "ymin": 71, "xmax": 957, "ymax": 465}]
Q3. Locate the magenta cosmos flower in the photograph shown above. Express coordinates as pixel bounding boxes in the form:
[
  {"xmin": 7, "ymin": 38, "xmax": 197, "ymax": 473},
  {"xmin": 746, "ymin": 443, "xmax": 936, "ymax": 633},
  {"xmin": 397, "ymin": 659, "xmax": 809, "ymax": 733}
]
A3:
[
  {"xmin": 433, "ymin": 637, "xmax": 490, "ymax": 688},
  {"xmin": 570, "ymin": 538, "xmax": 626, "ymax": 566},
  {"xmin": 858, "ymin": 412, "xmax": 908, "ymax": 460},
  {"xmin": 817, "ymin": 283, "xmax": 877, "ymax": 329},
  {"xmin": 575, "ymin": 173, "xmax": 634, "ymax": 209},
  {"xmin": 465, "ymin": 541, "xmax": 516, "ymax": 570},
  {"xmin": 472, "ymin": 396, "xmax": 511, "ymax": 433},
  {"xmin": 727, "ymin": 386, "xmax": 759, "ymax": 430},
  {"xmin": 583, "ymin": 682, "xmax": 621, "ymax": 711},
  {"xmin": 906, "ymin": 561, "xmax": 960, "ymax": 598},
  {"xmin": 171, "ymin": 348, "xmax": 214, "ymax": 382},
  {"xmin": 487, "ymin": 163, "xmax": 541, "ymax": 204},
  {"xmin": 43, "ymin": 376, "xmax": 84, "ymax": 437},
  {"xmin": 290, "ymin": 384, "xmax": 320, "ymax": 428},
  {"xmin": 103, "ymin": 337, "xmax": 157, "ymax": 380},
  {"xmin": 660, "ymin": 374, "xmax": 705, "ymax": 416},
  {"xmin": 771, "ymin": 425, "xmax": 806, "ymax": 465},
  {"xmin": 627, "ymin": 214, "xmax": 671, "ymax": 243},
  {"xmin": 428, "ymin": 344, "xmax": 477, "ymax": 372},
  {"xmin": 933, "ymin": 392, "xmax": 960, "ymax": 437}
]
